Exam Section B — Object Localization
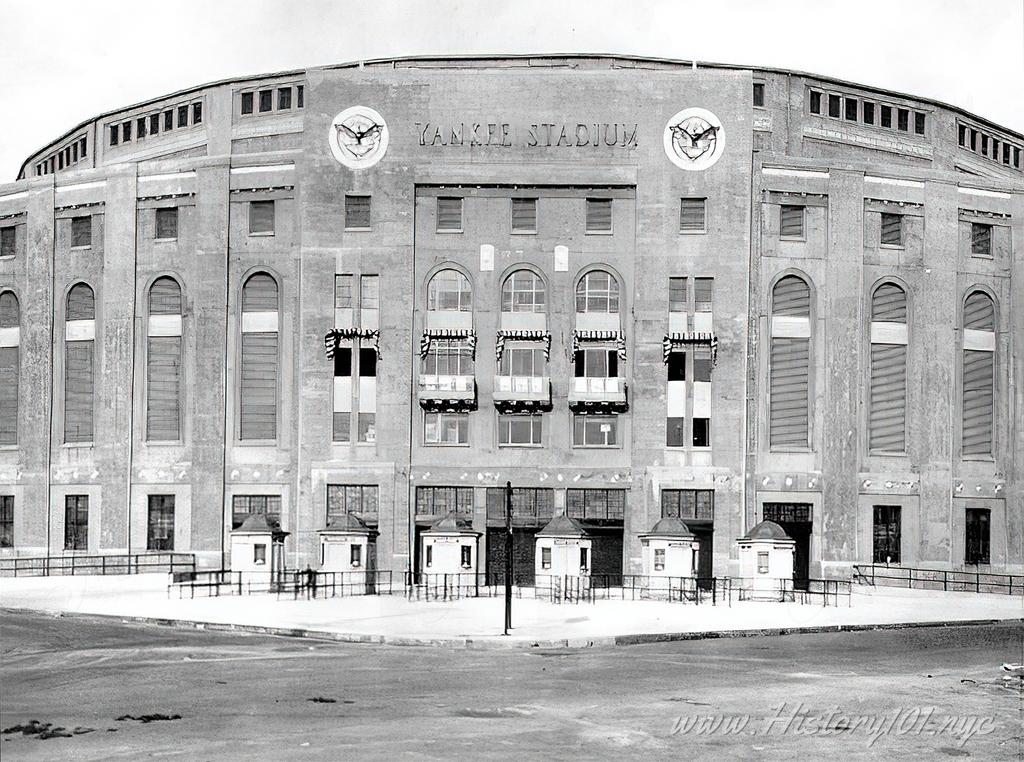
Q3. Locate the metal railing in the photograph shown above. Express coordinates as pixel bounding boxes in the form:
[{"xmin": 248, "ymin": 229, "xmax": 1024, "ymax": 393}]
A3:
[
  {"xmin": 733, "ymin": 577, "xmax": 852, "ymax": 606},
  {"xmin": 1, "ymin": 552, "xmax": 195, "ymax": 578},
  {"xmin": 169, "ymin": 569, "xmax": 392, "ymax": 599},
  {"xmin": 853, "ymin": 564, "xmax": 1023, "ymax": 596},
  {"xmin": 404, "ymin": 572, "xmax": 487, "ymax": 601}
]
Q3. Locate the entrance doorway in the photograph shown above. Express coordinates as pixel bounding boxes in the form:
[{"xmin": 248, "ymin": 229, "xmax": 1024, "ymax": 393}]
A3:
[{"xmin": 762, "ymin": 503, "xmax": 812, "ymax": 589}]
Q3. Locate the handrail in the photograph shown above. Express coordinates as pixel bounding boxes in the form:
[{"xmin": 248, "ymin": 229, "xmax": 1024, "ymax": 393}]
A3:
[
  {"xmin": 1, "ymin": 552, "xmax": 196, "ymax": 577},
  {"xmin": 853, "ymin": 564, "xmax": 1022, "ymax": 596}
]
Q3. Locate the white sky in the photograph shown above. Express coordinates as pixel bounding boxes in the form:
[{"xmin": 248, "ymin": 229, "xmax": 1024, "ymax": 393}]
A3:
[{"xmin": 1, "ymin": 0, "xmax": 1022, "ymax": 180}]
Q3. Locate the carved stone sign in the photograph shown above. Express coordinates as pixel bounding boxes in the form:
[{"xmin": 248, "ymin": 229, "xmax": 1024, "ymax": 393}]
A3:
[{"xmin": 414, "ymin": 122, "xmax": 639, "ymax": 148}]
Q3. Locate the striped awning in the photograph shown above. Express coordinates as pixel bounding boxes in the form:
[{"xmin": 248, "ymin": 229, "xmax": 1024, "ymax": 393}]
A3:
[
  {"xmin": 324, "ymin": 328, "xmax": 380, "ymax": 359},
  {"xmin": 494, "ymin": 330, "xmax": 552, "ymax": 363},
  {"xmin": 419, "ymin": 328, "xmax": 477, "ymax": 359},
  {"xmin": 662, "ymin": 332, "xmax": 718, "ymax": 364},
  {"xmin": 572, "ymin": 330, "xmax": 626, "ymax": 361}
]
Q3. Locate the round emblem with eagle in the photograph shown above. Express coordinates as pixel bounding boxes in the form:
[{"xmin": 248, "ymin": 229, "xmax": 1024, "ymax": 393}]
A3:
[
  {"xmin": 328, "ymin": 106, "xmax": 389, "ymax": 169},
  {"xmin": 663, "ymin": 108, "xmax": 725, "ymax": 171}
]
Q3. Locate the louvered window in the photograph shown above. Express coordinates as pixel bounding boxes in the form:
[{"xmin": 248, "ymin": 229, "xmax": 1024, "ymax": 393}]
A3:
[
  {"xmin": 147, "ymin": 278, "xmax": 183, "ymax": 441},
  {"xmin": 880, "ymin": 213, "xmax": 903, "ymax": 246},
  {"xmin": 869, "ymin": 283, "xmax": 908, "ymax": 453},
  {"xmin": 64, "ymin": 495, "xmax": 88, "ymax": 550},
  {"xmin": 240, "ymin": 273, "xmax": 279, "ymax": 441},
  {"xmin": 155, "ymin": 207, "xmax": 178, "ymax": 239},
  {"xmin": 64, "ymin": 284, "xmax": 95, "ymax": 444},
  {"xmin": 147, "ymin": 495, "xmax": 175, "ymax": 551},
  {"xmin": 962, "ymin": 291, "xmax": 995, "ymax": 457},
  {"xmin": 680, "ymin": 198, "xmax": 706, "ymax": 232},
  {"xmin": 71, "ymin": 216, "xmax": 92, "ymax": 247},
  {"xmin": 780, "ymin": 205, "xmax": 804, "ymax": 239},
  {"xmin": 0, "ymin": 291, "xmax": 19, "ymax": 445},
  {"xmin": 511, "ymin": 197, "xmax": 537, "ymax": 232},
  {"xmin": 436, "ymin": 197, "xmax": 463, "ymax": 232},
  {"xmin": 249, "ymin": 200, "xmax": 275, "ymax": 235},
  {"xmin": 970, "ymin": 223, "xmax": 992, "ymax": 257},
  {"xmin": 585, "ymin": 198, "xmax": 612, "ymax": 233},
  {"xmin": 769, "ymin": 275, "xmax": 811, "ymax": 448},
  {"xmin": 345, "ymin": 195, "xmax": 371, "ymax": 229}
]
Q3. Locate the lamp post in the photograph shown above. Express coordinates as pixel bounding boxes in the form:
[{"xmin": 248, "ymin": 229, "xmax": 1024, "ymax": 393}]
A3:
[{"xmin": 504, "ymin": 480, "xmax": 514, "ymax": 635}]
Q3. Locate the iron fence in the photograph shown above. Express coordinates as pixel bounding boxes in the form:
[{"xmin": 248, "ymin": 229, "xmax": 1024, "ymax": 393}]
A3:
[
  {"xmin": 853, "ymin": 564, "xmax": 1023, "ymax": 596},
  {"xmin": 169, "ymin": 569, "xmax": 392, "ymax": 599},
  {"xmin": 1, "ymin": 552, "xmax": 195, "ymax": 578},
  {"xmin": 733, "ymin": 577, "xmax": 851, "ymax": 606}
]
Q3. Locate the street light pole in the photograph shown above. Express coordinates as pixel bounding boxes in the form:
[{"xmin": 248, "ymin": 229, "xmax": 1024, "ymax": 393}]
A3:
[{"xmin": 504, "ymin": 480, "xmax": 514, "ymax": 635}]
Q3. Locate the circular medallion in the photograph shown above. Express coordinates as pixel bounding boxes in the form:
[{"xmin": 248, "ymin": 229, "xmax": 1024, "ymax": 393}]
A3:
[
  {"xmin": 328, "ymin": 106, "xmax": 389, "ymax": 169},
  {"xmin": 663, "ymin": 108, "xmax": 725, "ymax": 171}
]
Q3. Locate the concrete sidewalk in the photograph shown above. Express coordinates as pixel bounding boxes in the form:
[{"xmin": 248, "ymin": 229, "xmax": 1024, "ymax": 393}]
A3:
[{"xmin": 1, "ymin": 574, "xmax": 1020, "ymax": 648}]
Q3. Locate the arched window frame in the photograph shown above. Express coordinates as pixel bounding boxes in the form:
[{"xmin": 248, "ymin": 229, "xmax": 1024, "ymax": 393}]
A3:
[
  {"xmin": 145, "ymin": 275, "xmax": 184, "ymax": 442},
  {"xmin": 238, "ymin": 270, "xmax": 282, "ymax": 442},
  {"xmin": 575, "ymin": 269, "xmax": 620, "ymax": 314},
  {"xmin": 960, "ymin": 287, "xmax": 998, "ymax": 459},
  {"xmin": 501, "ymin": 269, "xmax": 547, "ymax": 314},
  {"xmin": 426, "ymin": 268, "xmax": 472, "ymax": 313}
]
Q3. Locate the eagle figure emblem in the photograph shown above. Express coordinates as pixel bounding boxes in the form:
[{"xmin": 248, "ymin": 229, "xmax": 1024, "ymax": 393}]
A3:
[
  {"xmin": 328, "ymin": 106, "xmax": 389, "ymax": 169},
  {"xmin": 670, "ymin": 116, "xmax": 719, "ymax": 162},
  {"xmin": 663, "ymin": 108, "xmax": 725, "ymax": 171}
]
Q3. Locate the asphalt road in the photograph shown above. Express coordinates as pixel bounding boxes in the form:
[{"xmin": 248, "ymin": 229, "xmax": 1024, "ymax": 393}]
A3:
[{"xmin": 0, "ymin": 611, "xmax": 1021, "ymax": 760}]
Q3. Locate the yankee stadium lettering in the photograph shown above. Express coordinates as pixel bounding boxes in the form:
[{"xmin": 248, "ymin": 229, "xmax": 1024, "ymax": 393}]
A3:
[{"xmin": 415, "ymin": 122, "xmax": 639, "ymax": 148}]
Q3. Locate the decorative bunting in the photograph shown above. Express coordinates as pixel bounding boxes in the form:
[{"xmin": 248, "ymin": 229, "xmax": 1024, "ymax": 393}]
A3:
[
  {"xmin": 419, "ymin": 328, "xmax": 477, "ymax": 359},
  {"xmin": 494, "ymin": 330, "xmax": 552, "ymax": 363},
  {"xmin": 324, "ymin": 328, "xmax": 380, "ymax": 359},
  {"xmin": 662, "ymin": 332, "xmax": 718, "ymax": 365},
  {"xmin": 572, "ymin": 330, "xmax": 627, "ymax": 362}
]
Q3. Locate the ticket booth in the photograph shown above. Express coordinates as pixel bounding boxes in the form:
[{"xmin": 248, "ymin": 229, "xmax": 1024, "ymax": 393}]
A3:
[
  {"xmin": 318, "ymin": 513, "xmax": 378, "ymax": 590},
  {"xmin": 737, "ymin": 520, "xmax": 795, "ymax": 601},
  {"xmin": 230, "ymin": 514, "xmax": 289, "ymax": 589},
  {"xmin": 535, "ymin": 515, "xmax": 592, "ymax": 580},
  {"xmin": 420, "ymin": 512, "xmax": 480, "ymax": 577},
  {"xmin": 640, "ymin": 517, "xmax": 699, "ymax": 598}
]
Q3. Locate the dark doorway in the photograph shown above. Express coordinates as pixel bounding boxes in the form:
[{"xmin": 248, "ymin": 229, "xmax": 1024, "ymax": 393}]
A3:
[
  {"xmin": 762, "ymin": 503, "xmax": 812, "ymax": 589},
  {"xmin": 686, "ymin": 523, "xmax": 714, "ymax": 584},
  {"xmin": 585, "ymin": 526, "xmax": 624, "ymax": 583},
  {"xmin": 486, "ymin": 528, "xmax": 538, "ymax": 586}
]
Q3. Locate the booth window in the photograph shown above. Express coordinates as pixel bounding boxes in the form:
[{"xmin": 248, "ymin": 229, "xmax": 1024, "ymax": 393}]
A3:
[
  {"xmin": 350, "ymin": 544, "xmax": 362, "ymax": 567},
  {"xmin": 541, "ymin": 547, "xmax": 551, "ymax": 570},
  {"xmin": 579, "ymin": 547, "xmax": 589, "ymax": 571},
  {"xmin": 460, "ymin": 545, "xmax": 472, "ymax": 569},
  {"xmin": 757, "ymin": 552, "xmax": 769, "ymax": 574},
  {"xmin": 654, "ymin": 548, "xmax": 665, "ymax": 571},
  {"xmin": 425, "ymin": 545, "xmax": 433, "ymax": 568},
  {"xmin": 253, "ymin": 544, "xmax": 267, "ymax": 564}
]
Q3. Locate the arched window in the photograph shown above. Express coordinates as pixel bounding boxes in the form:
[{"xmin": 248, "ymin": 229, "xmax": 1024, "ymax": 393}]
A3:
[
  {"xmin": 0, "ymin": 291, "xmax": 20, "ymax": 445},
  {"xmin": 768, "ymin": 274, "xmax": 811, "ymax": 448},
  {"xmin": 64, "ymin": 283, "xmax": 95, "ymax": 443},
  {"xmin": 575, "ymin": 270, "xmax": 619, "ymax": 314},
  {"xmin": 869, "ymin": 283, "xmax": 908, "ymax": 453},
  {"xmin": 962, "ymin": 290, "xmax": 995, "ymax": 457},
  {"xmin": 427, "ymin": 269, "xmax": 471, "ymax": 312},
  {"xmin": 501, "ymin": 270, "xmax": 546, "ymax": 313},
  {"xmin": 146, "ymin": 277, "xmax": 183, "ymax": 441},
  {"xmin": 240, "ymin": 272, "xmax": 279, "ymax": 440}
]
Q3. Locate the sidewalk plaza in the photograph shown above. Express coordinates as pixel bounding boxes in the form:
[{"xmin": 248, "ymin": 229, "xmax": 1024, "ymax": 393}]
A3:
[{"xmin": 1, "ymin": 574, "xmax": 1019, "ymax": 647}]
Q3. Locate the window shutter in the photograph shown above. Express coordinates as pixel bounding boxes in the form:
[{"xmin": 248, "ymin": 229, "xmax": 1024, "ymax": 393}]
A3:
[
  {"xmin": 150, "ymin": 278, "xmax": 181, "ymax": 314},
  {"xmin": 772, "ymin": 276, "xmax": 810, "ymax": 317},
  {"xmin": 780, "ymin": 205, "xmax": 804, "ymax": 238},
  {"xmin": 147, "ymin": 336, "xmax": 181, "ymax": 441},
  {"xmin": 680, "ymin": 198, "xmax": 706, "ymax": 232},
  {"xmin": 869, "ymin": 343, "xmax": 907, "ymax": 452},
  {"xmin": 67, "ymin": 285, "xmax": 95, "ymax": 320},
  {"xmin": 345, "ymin": 196, "xmax": 371, "ymax": 229},
  {"xmin": 872, "ymin": 284, "xmax": 907, "ymax": 322},
  {"xmin": 240, "ymin": 332, "xmax": 278, "ymax": 440},
  {"xmin": 964, "ymin": 291, "xmax": 994, "ymax": 330},
  {"xmin": 511, "ymin": 198, "xmax": 537, "ymax": 232},
  {"xmin": 769, "ymin": 337, "xmax": 809, "ymax": 447},
  {"xmin": 65, "ymin": 341, "xmax": 94, "ymax": 443},
  {"xmin": 586, "ymin": 199, "xmax": 612, "ymax": 232},
  {"xmin": 0, "ymin": 347, "xmax": 17, "ymax": 444},
  {"xmin": 437, "ymin": 197, "xmax": 462, "ymax": 231},
  {"xmin": 242, "ymin": 274, "xmax": 278, "ymax": 311},
  {"xmin": 880, "ymin": 213, "xmax": 902, "ymax": 246},
  {"xmin": 962, "ymin": 350, "xmax": 993, "ymax": 456}
]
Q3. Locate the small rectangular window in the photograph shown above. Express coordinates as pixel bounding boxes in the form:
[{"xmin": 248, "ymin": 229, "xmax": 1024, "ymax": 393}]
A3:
[
  {"xmin": 425, "ymin": 544, "xmax": 433, "ymax": 567},
  {"xmin": 511, "ymin": 197, "xmax": 537, "ymax": 233},
  {"xmin": 80, "ymin": 137, "xmax": 87, "ymax": 158},
  {"xmin": 253, "ymin": 544, "xmax": 267, "ymax": 564},
  {"xmin": 780, "ymin": 205, "xmax": 805, "ymax": 239},
  {"xmin": 809, "ymin": 90, "xmax": 822, "ymax": 115},
  {"xmin": 123, "ymin": 122, "xmax": 132, "ymax": 142},
  {"xmin": 693, "ymin": 346, "xmax": 713, "ymax": 382},
  {"xmin": 110, "ymin": 125, "xmax": 119, "ymax": 146},
  {"xmin": 667, "ymin": 351, "xmax": 686, "ymax": 382},
  {"xmin": 345, "ymin": 195, "xmax": 371, "ymax": 229},
  {"xmin": 71, "ymin": 216, "xmax": 92, "ymax": 248},
  {"xmin": 668, "ymin": 277, "xmax": 688, "ymax": 313},
  {"xmin": 827, "ymin": 94, "xmax": 841, "ymax": 118},
  {"xmin": 880, "ymin": 105, "xmax": 892, "ymax": 128},
  {"xmin": 358, "ymin": 347, "xmax": 377, "ymax": 378},
  {"xmin": 897, "ymin": 108, "xmax": 909, "ymax": 132},
  {"xmin": 863, "ymin": 101, "xmax": 875, "ymax": 125},
  {"xmin": 358, "ymin": 412, "xmax": 375, "ymax": 443},
  {"xmin": 845, "ymin": 98, "xmax": 858, "ymax": 121},
  {"xmin": 296, "ymin": 85, "xmax": 304, "ymax": 108},
  {"xmin": 654, "ymin": 548, "xmax": 665, "ymax": 571},
  {"xmin": 64, "ymin": 495, "xmax": 89, "ymax": 551},
  {"xmin": 1, "ymin": 226, "xmax": 15, "ymax": 258},
  {"xmin": 980, "ymin": 134, "xmax": 989, "ymax": 156},
  {"xmin": 498, "ymin": 414, "xmax": 543, "ymax": 446},
  {"xmin": 333, "ymin": 346, "xmax": 352, "ymax": 377},
  {"xmin": 241, "ymin": 92, "xmax": 253, "ymax": 115},
  {"xmin": 334, "ymin": 274, "xmax": 353, "ymax": 309},
  {"xmin": 192, "ymin": 103, "xmax": 202, "ymax": 124},
  {"xmin": 1014, "ymin": 147, "xmax": 1021, "ymax": 168},
  {"xmin": 572, "ymin": 415, "xmax": 617, "ymax": 448},
  {"xmin": 914, "ymin": 112, "xmax": 926, "ymax": 135},
  {"xmin": 692, "ymin": 418, "xmax": 710, "ymax": 447},
  {"xmin": 666, "ymin": 416, "xmax": 686, "ymax": 447},
  {"xmin": 259, "ymin": 90, "xmax": 273, "ymax": 112},
  {"xmin": 359, "ymin": 275, "xmax": 379, "ymax": 311},
  {"xmin": 149, "ymin": 114, "xmax": 160, "ymax": 135},
  {"xmin": 278, "ymin": 88, "xmax": 292, "ymax": 110},
  {"xmin": 424, "ymin": 411, "xmax": 469, "ymax": 445},
  {"xmin": 880, "ymin": 213, "xmax": 903, "ymax": 247},
  {"xmin": 585, "ymin": 198, "xmax": 612, "ymax": 233},
  {"xmin": 249, "ymin": 200, "xmax": 275, "ymax": 235},
  {"xmin": 579, "ymin": 547, "xmax": 589, "ymax": 571},
  {"xmin": 872, "ymin": 505, "xmax": 901, "ymax": 563},
  {"xmin": 541, "ymin": 546, "xmax": 551, "ymax": 569},
  {"xmin": 164, "ymin": 110, "xmax": 173, "ymax": 131},
  {"xmin": 137, "ymin": 117, "xmax": 147, "ymax": 139},
  {"xmin": 1003, "ymin": 144, "xmax": 1012, "ymax": 165},
  {"xmin": 351, "ymin": 544, "xmax": 362, "ymax": 566},
  {"xmin": 333, "ymin": 412, "xmax": 351, "ymax": 442},
  {"xmin": 155, "ymin": 207, "xmax": 179, "ymax": 240},
  {"xmin": 436, "ymin": 197, "xmax": 463, "ymax": 232},
  {"xmin": 971, "ymin": 223, "xmax": 992, "ymax": 257},
  {"xmin": 752, "ymin": 82, "xmax": 765, "ymax": 107},
  {"xmin": 694, "ymin": 278, "xmax": 713, "ymax": 313},
  {"xmin": 965, "ymin": 508, "xmax": 990, "ymax": 565},
  {"xmin": 177, "ymin": 105, "xmax": 189, "ymax": 128},
  {"xmin": 970, "ymin": 130, "xmax": 978, "ymax": 151},
  {"xmin": 679, "ymin": 198, "xmax": 706, "ymax": 232},
  {"xmin": 72, "ymin": 143, "xmax": 78, "ymax": 162},
  {"xmin": 958, "ymin": 123, "xmax": 967, "ymax": 146},
  {"xmin": 757, "ymin": 551, "xmax": 769, "ymax": 574}
]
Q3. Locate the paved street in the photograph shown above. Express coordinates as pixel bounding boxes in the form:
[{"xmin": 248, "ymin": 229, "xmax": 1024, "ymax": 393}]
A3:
[{"xmin": 1, "ymin": 611, "xmax": 1021, "ymax": 760}]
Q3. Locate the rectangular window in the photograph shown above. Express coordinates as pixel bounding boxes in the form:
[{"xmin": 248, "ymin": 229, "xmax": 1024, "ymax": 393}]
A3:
[
  {"xmin": 358, "ymin": 412, "xmax": 375, "ymax": 443},
  {"xmin": 574, "ymin": 348, "xmax": 617, "ymax": 379},
  {"xmin": 965, "ymin": 508, "xmax": 990, "ymax": 565},
  {"xmin": 498, "ymin": 414, "xmax": 542, "ymax": 446},
  {"xmin": 567, "ymin": 489, "xmax": 625, "ymax": 520},
  {"xmin": 872, "ymin": 505, "xmax": 901, "ymax": 563},
  {"xmin": 460, "ymin": 545, "xmax": 472, "ymax": 568},
  {"xmin": 809, "ymin": 91, "xmax": 822, "ymax": 115},
  {"xmin": 511, "ymin": 197, "xmax": 537, "ymax": 233},
  {"xmin": 327, "ymin": 484, "xmax": 378, "ymax": 523},
  {"xmin": 296, "ymin": 85, "xmax": 304, "ymax": 108},
  {"xmin": 880, "ymin": 105, "xmax": 892, "ymax": 129},
  {"xmin": 278, "ymin": 87, "xmax": 292, "ymax": 110},
  {"xmin": 147, "ymin": 334, "xmax": 182, "ymax": 441},
  {"xmin": 65, "ymin": 341, "xmax": 94, "ymax": 443},
  {"xmin": 585, "ymin": 198, "xmax": 612, "ymax": 233},
  {"xmin": 249, "ymin": 200, "xmax": 275, "ymax": 235},
  {"xmin": 679, "ymin": 198, "xmax": 706, "ymax": 232},
  {"xmin": 231, "ymin": 494, "xmax": 282, "ymax": 530},
  {"xmin": 653, "ymin": 548, "xmax": 665, "ymax": 571},
  {"xmin": 163, "ymin": 110, "xmax": 173, "ymax": 131},
  {"xmin": 155, "ymin": 207, "xmax": 178, "ymax": 240},
  {"xmin": 241, "ymin": 92, "xmax": 253, "ymax": 115},
  {"xmin": 345, "ymin": 195, "xmax": 371, "ymax": 229},
  {"xmin": 693, "ymin": 346, "xmax": 713, "ymax": 382},
  {"xmin": 971, "ymin": 223, "xmax": 992, "ymax": 257},
  {"xmin": 259, "ymin": 89, "xmax": 273, "ymax": 112},
  {"xmin": 147, "ymin": 495, "xmax": 175, "ymax": 551},
  {"xmin": 64, "ymin": 495, "xmax": 89, "ymax": 550},
  {"xmin": 71, "ymin": 216, "xmax": 92, "ymax": 248},
  {"xmin": 254, "ymin": 544, "xmax": 267, "ymax": 564},
  {"xmin": 498, "ymin": 346, "xmax": 545, "ymax": 377},
  {"xmin": 485, "ymin": 487, "xmax": 554, "ymax": 523},
  {"xmin": 149, "ymin": 114, "xmax": 160, "ymax": 135},
  {"xmin": 661, "ymin": 489, "xmax": 714, "ymax": 520},
  {"xmin": 962, "ymin": 348, "xmax": 994, "ymax": 456},
  {"xmin": 358, "ymin": 347, "xmax": 377, "ymax": 379},
  {"xmin": 351, "ymin": 544, "xmax": 362, "ymax": 566},
  {"xmin": 415, "ymin": 486, "xmax": 473, "ymax": 516},
  {"xmin": 192, "ymin": 103, "xmax": 202, "ymax": 124},
  {"xmin": 970, "ymin": 129, "xmax": 978, "ymax": 151},
  {"xmin": 436, "ymin": 197, "xmax": 463, "ymax": 232},
  {"xmin": 0, "ymin": 495, "xmax": 12, "ymax": 548},
  {"xmin": 239, "ymin": 332, "xmax": 278, "ymax": 440},
  {"xmin": 844, "ymin": 98, "xmax": 858, "ymax": 121},
  {"xmin": 827, "ymin": 93, "xmax": 841, "ymax": 118},
  {"xmin": 897, "ymin": 109, "xmax": 909, "ymax": 132},
  {"xmin": 334, "ymin": 274, "xmax": 353, "ymax": 309},
  {"xmin": 692, "ymin": 417, "xmax": 710, "ymax": 447},
  {"xmin": 0, "ymin": 341, "xmax": 15, "ymax": 445},
  {"xmin": 109, "ymin": 125, "xmax": 119, "ymax": 146},
  {"xmin": 667, "ymin": 352, "xmax": 686, "ymax": 382},
  {"xmin": 880, "ymin": 213, "xmax": 903, "ymax": 246},
  {"xmin": 0, "ymin": 226, "xmax": 15, "ymax": 257},
  {"xmin": 333, "ymin": 411, "xmax": 351, "ymax": 442},
  {"xmin": 424, "ymin": 411, "xmax": 468, "ymax": 445},
  {"xmin": 572, "ymin": 415, "xmax": 617, "ymax": 448},
  {"xmin": 425, "ymin": 545, "xmax": 432, "ymax": 567},
  {"xmin": 541, "ymin": 546, "xmax": 551, "ymax": 569},
  {"xmin": 769, "ymin": 337, "xmax": 810, "ymax": 448},
  {"xmin": 779, "ymin": 205, "xmax": 805, "ymax": 239},
  {"xmin": 177, "ymin": 105, "xmax": 189, "ymax": 127},
  {"xmin": 669, "ymin": 277, "xmax": 688, "ymax": 313},
  {"xmin": 72, "ymin": 143, "xmax": 79, "ymax": 162},
  {"xmin": 958, "ymin": 123, "xmax": 967, "ymax": 146},
  {"xmin": 757, "ymin": 552, "xmax": 769, "ymax": 574},
  {"xmin": 694, "ymin": 278, "xmax": 713, "ymax": 313},
  {"xmin": 137, "ymin": 117, "xmax": 147, "ymax": 139},
  {"xmin": 359, "ymin": 275, "xmax": 379, "ymax": 312},
  {"xmin": 579, "ymin": 547, "xmax": 589, "ymax": 571},
  {"xmin": 423, "ymin": 338, "xmax": 474, "ymax": 376},
  {"xmin": 914, "ymin": 112, "xmax": 926, "ymax": 135},
  {"xmin": 666, "ymin": 416, "xmax": 685, "ymax": 447},
  {"xmin": 752, "ymin": 82, "xmax": 765, "ymax": 107}
]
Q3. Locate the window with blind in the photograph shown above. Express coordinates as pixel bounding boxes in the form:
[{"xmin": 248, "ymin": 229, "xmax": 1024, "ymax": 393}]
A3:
[
  {"xmin": 680, "ymin": 198, "xmax": 706, "ymax": 233},
  {"xmin": 1, "ymin": 226, "xmax": 15, "ymax": 257},
  {"xmin": 415, "ymin": 486, "xmax": 473, "ymax": 515},
  {"xmin": 970, "ymin": 223, "xmax": 992, "ymax": 257},
  {"xmin": 64, "ymin": 495, "xmax": 88, "ymax": 550},
  {"xmin": 64, "ymin": 283, "xmax": 95, "ymax": 444},
  {"xmin": 566, "ymin": 488, "xmax": 625, "ymax": 520},
  {"xmin": 779, "ymin": 205, "xmax": 805, "ymax": 239},
  {"xmin": 147, "ymin": 277, "xmax": 183, "ymax": 441},
  {"xmin": 585, "ymin": 198, "xmax": 612, "ymax": 233},
  {"xmin": 436, "ymin": 197, "xmax": 463, "ymax": 232},
  {"xmin": 239, "ymin": 273, "xmax": 279, "ymax": 441},
  {"xmin": 345, "ymin": 195, "xmax": 371, "ymax": 229},
  {"xmin": 155, "ymin": 207, "xmax": 178, "ymax": 239},
  {"xmin": 511, "ymin": 197, "xmax": 537, "ymax": 233},
  {"xmin": 248, "ymin": 200, "xmax": 275, "ymax": 235},
  {"xmin": 231, "ymin": 495, "xmax": 282, "ymax": 529},
  {"xmin": 962, "ymin": 290, "xmax": 995, "ymax": 457},
  {"xmin": 501, "ymin": 270, "xmax": 545, "ymax": 313},
  {"xmin": 880, "ymin": 213, "xmax": 903, "ymax": 246},
  {"xmin": 71, "ymin": 216, "xmax": 92, "ymax": 247},
  {"xmin": 327, "ymin": 484, "xmax": 379, "ymax": 523},
  {"xmin": 869, "ymin": 283, "xmax": 908, "ymax": 453},
  {"xmin": 0, "ymin": 291, "xmax": 19, "ymax": 445},
  {"xmin": 575, "ymin": 271, "xmax": 619, "ymax": 313},
  {"xmin": 0, "ymin": 495, "xmax": 12, "ymax": 547},
  {"xmin": 769, "ymin": 275, "xmax": 812, "ymax": 448},
  {"xmin": 147, "ymin": 495, "xmax": 175, "ymax": 550},
  {"xmin": 427, "ymin": 269, "xmax": 471, "ymax": 312}
]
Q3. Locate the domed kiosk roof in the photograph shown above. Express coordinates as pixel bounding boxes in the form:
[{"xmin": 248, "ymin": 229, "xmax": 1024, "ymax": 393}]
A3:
[
  {"xmin": 536, "ymin": 514, "xmax": 588, "ymax": 538},
  {"xmin": 232, "ymin": 513, "xmax": 289, "ymax": 537},
  {"xmin": 741, "ymin": 520, "xmax": 792, "ymax": 542},
  {"xmin": 640, "ymin": 517, "xmax": 696, "ymax": 539},
  {"xmin": 423, "ymin": 511, "xmax": 477, "ymax": 535},
  {"xmin": 321, "ymin": 512, "xmax": 377, "ymax": 535}
]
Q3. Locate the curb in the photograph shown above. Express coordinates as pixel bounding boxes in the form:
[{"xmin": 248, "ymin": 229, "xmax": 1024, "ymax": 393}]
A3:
[{"xmin": 3, "ymin": 606, "xmax": 1019, "ymax": 650}]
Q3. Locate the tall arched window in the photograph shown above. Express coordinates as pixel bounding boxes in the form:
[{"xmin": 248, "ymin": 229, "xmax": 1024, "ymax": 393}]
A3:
[
  {"xmin": 869, "ymin": 282, "xmax": 908, "ymax": 453},
  {"xmin": 501, "ymin": 270, "xmax": 546, "ymax": 313},
  {"xmin": 769, "ymin": 274, "xmax": 811, "ymax": 448},
  {"xmin": 65, "ymin": 283, "xmax": 96, "ymax": 443},
  {"xmin": 240, "ymin": 272, "xmax": 279, "ymax": 441},
  {"xmin": 962, "ymin": 290, "xmax": 995, "ymax": 457},
  {"xmin": 146, "ymin": 277, "xmax": 183, "ymax": 441},
  {"xmin": 575, "ymin": 270, "xmax": 619, "ymax": 314},
  {"xmin": 427, "ymin": 269, "xmax": 471, "ymax": 312},
  {"xmin": 0, "ymin": 291, "xmax": 20, "ymax": 445}
]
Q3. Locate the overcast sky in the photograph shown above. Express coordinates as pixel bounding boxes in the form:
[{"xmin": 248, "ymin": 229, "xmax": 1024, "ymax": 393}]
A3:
[{"xmin": 1, "ymin": 0, "xmax": 1022, "ymax": 180}]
